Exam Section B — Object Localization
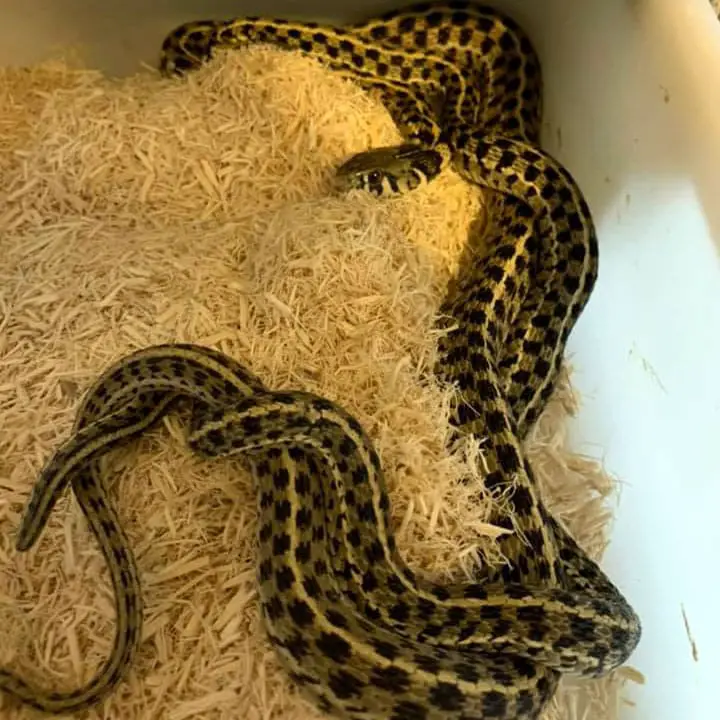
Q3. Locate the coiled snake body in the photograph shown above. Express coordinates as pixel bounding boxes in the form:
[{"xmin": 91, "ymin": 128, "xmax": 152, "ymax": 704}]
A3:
[{"xmin": 0, "ymin": 3, "xmax": 641, "ymax": 719}]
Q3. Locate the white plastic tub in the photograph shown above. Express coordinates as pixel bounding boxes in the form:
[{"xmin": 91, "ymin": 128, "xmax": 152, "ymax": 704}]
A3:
[{"xmin": 1, "ymin": 1, "xmax": 718, "ymax": 718}]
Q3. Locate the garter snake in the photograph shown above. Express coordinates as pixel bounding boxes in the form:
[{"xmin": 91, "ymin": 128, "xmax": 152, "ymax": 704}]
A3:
[
  {"xmin": 1, "ymin": 2, "xmax": 642, "ymax": 718},
  {"xmin": 1, "ymin": 345, "xmax": 267, "ymax": 712},
  {"xmin": 3, "ymin": 344, "xmax": 640, "ymax": 719}
]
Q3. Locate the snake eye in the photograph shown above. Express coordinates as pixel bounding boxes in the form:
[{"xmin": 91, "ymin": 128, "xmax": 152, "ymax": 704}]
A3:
[{"xmin": 366, "ymin": 170, "xmax": 382, "ymax": 185}]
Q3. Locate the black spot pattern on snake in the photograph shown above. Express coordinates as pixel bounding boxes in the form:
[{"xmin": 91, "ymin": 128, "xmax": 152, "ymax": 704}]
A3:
[
  {"xmin": 327, "ymin": 669, "xmax": 364, "ymax": 699},
  {"xmin": 362, "ymin": 571, "xmax": 379, "ymax": 592},
  {"xmin": 371, "ymin": 665, "xmax": 413, "ymax": 692},
  {"xmin": 371, "ymin": 638, "xmax": 400, "ymax": 660},
  {"xmin": 482, "ymin": 690, "xmax": 509, "ymax": 718},
  {"xmin": 387, "ymin": 574, "xmax": 407, "ymax": 595},
  {"xmin": 452, "ymin": 661, "xmax": 480, "ymax": 683},
  {"xmin": 302, "ymin": 576, "xmax": 322, "ymax": 599},
  {"xmin": 258, "ymin": 559, "xmax": 272, "ymax": 583},
  {"xmin": 311, "ymin": 558, "xmax": 326, "ymax": 577},
  {"xmin": 418, "ymin": 623, "xmax": 444, "ymax": 639},
  {"xmin": 263, "ymin": 596, "xmax": 285, "ymax": 621},
  {"xmin": 413, "ymin": 653, "xmax": 441, "ymax": 675},
  {"xmin": 258, "ymin": 522, "xmax": 273, "ymax": 543},
  {"xmin": 389, "ymin": 601, "xmax": 411, "ymax": 622},
  {"xmin": 295, "ymin": 540, "xmax": 312, "ymax": 563},
  {"xmin": 274, "ymin": 499, "xmax": 291, "ymax": 521},
  {"xmin": 316, "ymin": 632, "xmax": 353, "ymax": 664},
  {"xmin": 416, "ymin": 598, "xmax": 437, "ymax": 622},
  {"xmin": 511, "ymin": 485, "xmax": 535, "ymax": 514},
  {"xmin": 496, "ymin": 443, "xmax": 521, "ymax": 472},
  {"xmin": 517, "ymin": 689, "xmax": 539, "ymax": 715},
  {"xmin": 428, "ymin": 682, "xmax": 465, "ymax": 711},
  {"xmin": 365, "ymin": 539, "xmax": 385, "ymax": 563},
  {"xmin": 287, "ymin": 599, "xmax": 314, "ymax": 627},
  {"xmin": 272, "ymin": 533, "xmax": 291, "ymax": 556},
  {"xmin": 275, "ymin": 567, "xmax": 295, "ymax": 592},
  {"xmin": 294, "ymin": 507, "xmax": 312, "ymax": 529},
  {"xmin": 284, "ymin": 632, "xmax": 309, "ymax": 661}
]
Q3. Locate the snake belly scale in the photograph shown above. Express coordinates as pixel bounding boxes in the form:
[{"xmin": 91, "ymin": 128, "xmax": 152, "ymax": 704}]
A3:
[{"xmin": 0, "ymin": 2, "xmax": 641, "ymax": 719}]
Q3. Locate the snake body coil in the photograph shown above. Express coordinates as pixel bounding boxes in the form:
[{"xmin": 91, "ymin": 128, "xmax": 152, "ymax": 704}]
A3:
[{"xmin": 0, "ymin": 3, "xmax": 641, "ymax": 719}]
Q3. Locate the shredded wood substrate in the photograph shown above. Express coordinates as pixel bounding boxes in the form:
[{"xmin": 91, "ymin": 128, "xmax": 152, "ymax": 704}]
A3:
[{"xmin": 0, "ymin": 49, "xmax": 642, "ymax": 720}]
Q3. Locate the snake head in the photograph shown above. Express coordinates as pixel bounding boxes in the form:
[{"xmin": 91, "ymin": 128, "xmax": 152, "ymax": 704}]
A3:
[{"xmin": 334, "ymin": 143, "xmax": 447, "ymax": 197}]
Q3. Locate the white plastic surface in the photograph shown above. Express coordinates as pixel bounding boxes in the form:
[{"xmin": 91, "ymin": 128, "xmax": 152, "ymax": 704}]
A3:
[
  {"xmin": 491, "ymin": 1, "xmax": 720, "ymax": 718},
  {"xmin": 0, "ymin": 1, "xmax": 718, "ymax": 718}
]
